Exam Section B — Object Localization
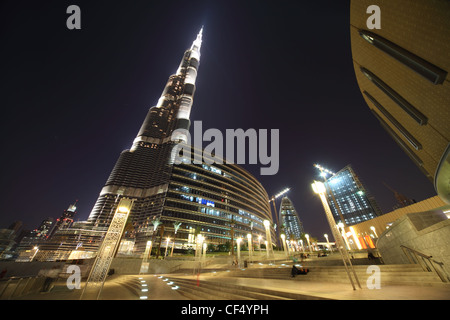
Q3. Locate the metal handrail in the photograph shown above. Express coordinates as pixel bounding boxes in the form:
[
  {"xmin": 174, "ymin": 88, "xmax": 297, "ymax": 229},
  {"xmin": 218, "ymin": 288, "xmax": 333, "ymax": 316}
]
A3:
[
  {"xmin": 400, "ymin": 245, "xmax": 450, "ymax": 282},
  {"xmin": 1, "ymin": 276, "xmax": 33, "ymax": 299}
]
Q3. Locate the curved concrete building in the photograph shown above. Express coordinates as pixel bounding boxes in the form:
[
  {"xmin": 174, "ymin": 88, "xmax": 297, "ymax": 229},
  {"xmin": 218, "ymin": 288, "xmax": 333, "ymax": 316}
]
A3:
[{"xmin": 350, "ymin": 0, "xmax": 450, "ymax": 203}]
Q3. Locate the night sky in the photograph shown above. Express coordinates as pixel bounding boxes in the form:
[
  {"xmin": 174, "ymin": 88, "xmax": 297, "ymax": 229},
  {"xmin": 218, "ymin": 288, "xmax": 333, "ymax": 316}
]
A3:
[{"xmin": 0, "ymin": 1, "xmax": 436, "ymax": 239}]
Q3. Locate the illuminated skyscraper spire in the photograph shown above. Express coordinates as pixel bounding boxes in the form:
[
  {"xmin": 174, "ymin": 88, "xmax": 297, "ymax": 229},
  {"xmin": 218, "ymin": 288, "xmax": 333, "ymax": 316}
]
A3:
[
  {"xmin": 87, "ymin": 29, "xmax": 205, "ymax": 253},
  {"xmin": 132, "ymin": 27, "xmax": 203, "ymax": 146}
]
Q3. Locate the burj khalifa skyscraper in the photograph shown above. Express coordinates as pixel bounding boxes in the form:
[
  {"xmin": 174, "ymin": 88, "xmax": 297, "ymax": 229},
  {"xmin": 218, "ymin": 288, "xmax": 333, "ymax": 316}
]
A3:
[{"xmin": 86, "ymin": 28, "xmax": 203, "ymax": 252}]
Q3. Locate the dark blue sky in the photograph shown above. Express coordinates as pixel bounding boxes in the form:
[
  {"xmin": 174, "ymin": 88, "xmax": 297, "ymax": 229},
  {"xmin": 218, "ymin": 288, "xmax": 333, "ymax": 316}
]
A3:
[{"xmin": 0, "ymin": 1, "xmax": 436, "ymax": 238}]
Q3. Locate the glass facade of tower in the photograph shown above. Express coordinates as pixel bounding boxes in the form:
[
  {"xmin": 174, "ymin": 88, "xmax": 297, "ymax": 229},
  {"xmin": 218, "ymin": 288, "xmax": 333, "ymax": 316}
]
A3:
[
  {"xmin": 325, "ymin": 165, "xmax": 383, "ymax": 226},
  {"xmin": 279, "ymin": 197, "xmax": 304, "ymax": 240}
]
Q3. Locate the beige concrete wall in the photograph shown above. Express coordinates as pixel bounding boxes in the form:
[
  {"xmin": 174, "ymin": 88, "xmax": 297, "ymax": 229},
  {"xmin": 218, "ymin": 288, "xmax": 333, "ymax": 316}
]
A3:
[
  {"xmin": 377, "ymin": 213, "xmax": 450, "ymax": 277},
  {"xmin": 350, "ymin": 0, "xmax": 450, "ymax": 179},
  {"xmin": 346, "ymin": 195, "xmax": 449, "ymax": 239}
]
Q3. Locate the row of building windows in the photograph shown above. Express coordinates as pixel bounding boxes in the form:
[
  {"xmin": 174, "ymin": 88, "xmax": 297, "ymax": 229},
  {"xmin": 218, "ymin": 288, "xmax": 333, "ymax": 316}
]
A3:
[{"xmin": 170, "ymin": 174, "xmax": 268, "ymax": 218}]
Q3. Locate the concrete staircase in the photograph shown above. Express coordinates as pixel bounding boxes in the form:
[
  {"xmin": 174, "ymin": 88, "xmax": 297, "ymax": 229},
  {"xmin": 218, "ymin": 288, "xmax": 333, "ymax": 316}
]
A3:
[
  {"xmin": 213, "ymin": 263, "xmax": 448, "ymax": 287},
  {"xmin": 168, "ymin": 277, "xmax": 330, "ymax": 300}
]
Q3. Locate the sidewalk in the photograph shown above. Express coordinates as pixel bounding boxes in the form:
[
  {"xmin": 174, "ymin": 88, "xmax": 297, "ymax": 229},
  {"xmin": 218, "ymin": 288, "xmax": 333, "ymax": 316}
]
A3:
[{"xmin": 171, "ymin": 273, "xmax": 450, "ymax": 300}]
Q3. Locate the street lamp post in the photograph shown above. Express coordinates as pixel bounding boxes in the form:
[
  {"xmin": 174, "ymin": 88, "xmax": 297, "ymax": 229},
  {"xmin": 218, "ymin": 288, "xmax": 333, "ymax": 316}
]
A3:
[
  {"xmin": 164, "ymin": 237, "xmax": 171, "ymax": 258},
  {"xmin": 370, "ymin": 226, "xmax": 378, "ymax": 238},
  {"xmin": 139, "ymin": 240, "xmax": 152, "ymax": 274},
  {"xmin": 31, "ymin": 246, "xmax": 39, "ymax": 262},
  {"xmin": 202, "ymin": 242, "xmax": 207, "ymax": 261},
  {"xmin": 247, "ymin": 234, "xmax": 253, "ymax": 262},
  {"xmin": 305, "ymin": 234, "xmax": 312, "ymax": 254},
  {"xmin": 280, "ymin": 234, "xmax": 288, "ymax": 257},
  {"xmin": 237, "ymin": 238, "xmax": 242, "ymax": 267},
  {"xmin": 263, "ymin": 220, "xmax": 273, "ymax": 259},
  {"xmin": 195, "ymin": 234, "xmax": 203, "ymax": 260},
  {"xmin": 338, "ymin": 223, "xmax": 352, "ymax": 250},
  {"xmin": 258, "ymin": 235, "xmax": 262, "ymax": 254},
  {"xmin": 312, "ymin": 181, "xmax": 361, "ymax": 290},
  {"xmin": 324, "ymin": 234, "xmax": 331, "ymax": 251}
]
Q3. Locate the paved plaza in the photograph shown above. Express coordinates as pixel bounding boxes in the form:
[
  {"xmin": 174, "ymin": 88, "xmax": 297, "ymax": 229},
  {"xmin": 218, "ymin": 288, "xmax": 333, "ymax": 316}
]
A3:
[{"xmin": 11, "ymin": 272, "xmax": 450, "ymax": 300}]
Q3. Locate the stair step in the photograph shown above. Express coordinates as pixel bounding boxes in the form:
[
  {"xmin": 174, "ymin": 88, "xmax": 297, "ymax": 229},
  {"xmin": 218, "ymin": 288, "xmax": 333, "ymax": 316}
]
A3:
[
  {"xmin": 172, "ymin": 278, "xmax": 254, "ymax": 300},
  {"xmin": 171, "ymin": 277, "xmax": 330, "ymax": 300}
]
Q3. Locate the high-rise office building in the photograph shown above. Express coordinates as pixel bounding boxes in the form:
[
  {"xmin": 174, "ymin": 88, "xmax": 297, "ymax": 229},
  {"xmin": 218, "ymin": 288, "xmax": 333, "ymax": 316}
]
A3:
[
  {"xmin": 81, "ymin": 28, "xmax": 274, "ymax": 255},
  {"xmin": 324, "ymin": 165, "xmax": 383, "ymax": 226},
  {"xmin": 350, "ymin": 0, "xmax": 450, "ymax": 203},
  {"xmin": 49, "ymin": 201, "xmax": 77, "ymax": 238},
  {"xmin": 278, "ymin": 197, "xmax": 304, "ymax": 240}
]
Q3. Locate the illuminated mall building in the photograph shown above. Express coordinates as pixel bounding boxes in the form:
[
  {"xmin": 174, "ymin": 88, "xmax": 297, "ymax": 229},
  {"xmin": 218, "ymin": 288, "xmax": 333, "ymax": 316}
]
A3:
[
  {"xmin": 70, "ymin": 28, "xmax": 274, "ymax": 256},
  {"xmin": 350, "ymin": 0, "xmax": 450, "ymax": 204},
  {"xmin": 324, "ymin": 165, "xmax": 383, "ymax": 226}
]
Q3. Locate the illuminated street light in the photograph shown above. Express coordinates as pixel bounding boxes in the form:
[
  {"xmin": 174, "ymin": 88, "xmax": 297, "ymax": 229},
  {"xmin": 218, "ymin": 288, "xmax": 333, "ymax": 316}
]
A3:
[
  {"xmin": 203, "ymin": 242, "xmax": 207, "ymax": 261},
  {"xmin": 164, "ymin": 237, "xmax": 171, "ymax": 257},
  {"xmin": 370, "ymin": 226, "xmax": 378, "ymax": 238},
  {"xmin": 247, "ymin": 234, "xmax": 253, "ymax": 262},
  {"xmin": 280, "ymin": 234, "xmax": 288, "ymax": 257},
  {"xmin": 139, "ymin": 240, "xmax": 152, "ymax": 274},
  {"xmin": 324, "ymin": 234, "xmax": 331, "ymax": 251},
  {"xmin": 338, "ymin": 223, "xmax": 351, "ymax": 250},
  {"xmin": 350, "ymin": 227, "xmax": 362, "ymax": 250},
  {"xmin": 263, "ymin": 220, "xmax": 273, "ymax": 259},
  {"xmin": 237, "ymin": 237, "xmax": 242, "ymax": 267},
  {"xmin": 30, "ymin": 246, "xmax": 39, "ymax": 262},
  {"xmin": 196, "ymin": 234, "xmax": 204, "ymax": 260},
  {"xmin": 311, "ymin": 180, "xmax": 361, "ymax": 290},
  {"xmin": 305, "ymin": 234, "xmax": 312, "ymax": 253},
  {"xmin": 258, "ymin": 235, "xmax": 262, "ymax": 253}
]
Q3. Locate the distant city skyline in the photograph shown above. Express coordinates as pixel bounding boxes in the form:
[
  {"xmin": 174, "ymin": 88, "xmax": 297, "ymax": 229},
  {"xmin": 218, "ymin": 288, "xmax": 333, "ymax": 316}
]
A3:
[{"xmin": 0, "ymin": 1, "xmax": 437, "ymax": 240}]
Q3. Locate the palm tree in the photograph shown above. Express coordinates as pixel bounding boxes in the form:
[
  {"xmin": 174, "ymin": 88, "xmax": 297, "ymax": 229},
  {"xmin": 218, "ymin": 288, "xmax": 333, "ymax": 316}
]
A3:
[
  {"xmin": 173, "ymin": 221, "xmax": 182, "ymax": 235},
  {"xmin": 151, "ymin": 217, "xmax": 161, "ymax": 232},
  {"xmin": 171, "ymin": 222, "xmax": 182, "ymax": 257}
]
